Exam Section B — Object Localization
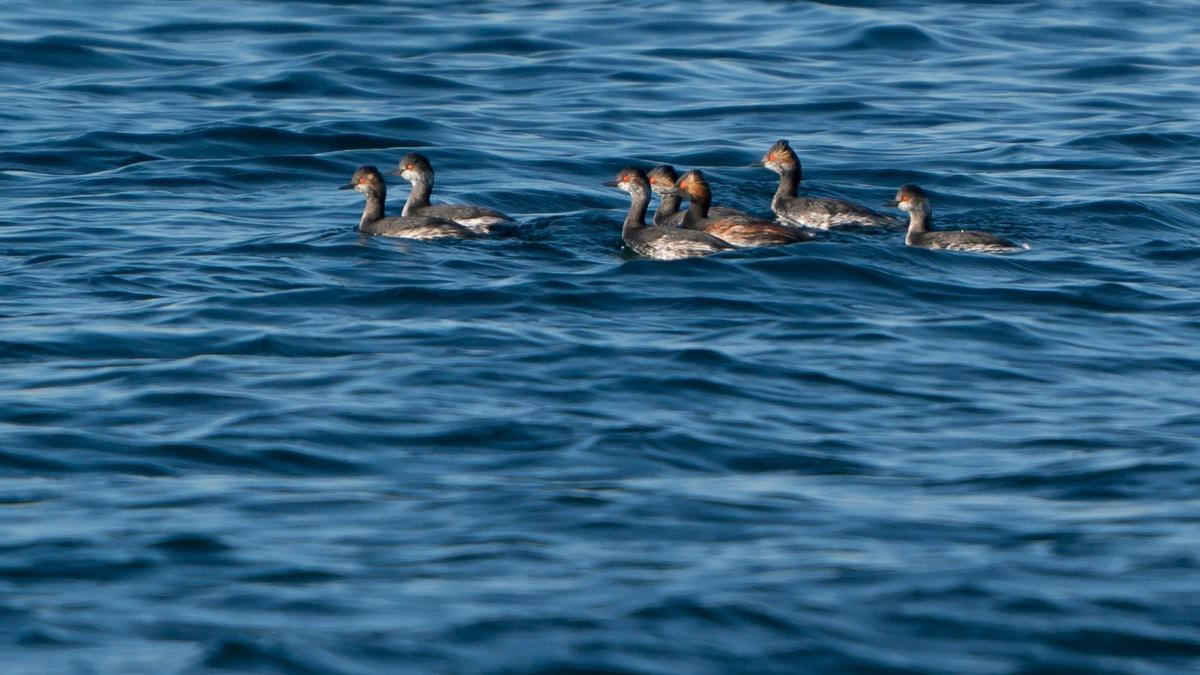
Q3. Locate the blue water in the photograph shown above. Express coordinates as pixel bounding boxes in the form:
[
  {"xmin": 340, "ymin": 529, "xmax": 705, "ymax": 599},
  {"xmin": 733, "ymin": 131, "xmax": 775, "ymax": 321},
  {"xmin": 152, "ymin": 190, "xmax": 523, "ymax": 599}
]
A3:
[{"xmin": 3, "ymin": 1, "xmax": 1199, "ymax": 672}]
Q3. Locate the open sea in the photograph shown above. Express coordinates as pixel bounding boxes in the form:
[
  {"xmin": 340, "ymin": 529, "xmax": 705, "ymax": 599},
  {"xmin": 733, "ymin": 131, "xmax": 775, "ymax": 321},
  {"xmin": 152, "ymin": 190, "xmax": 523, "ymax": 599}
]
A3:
[{"xmin": 2, "ymin": 1, "xmax": 1199, "ymax": 673}]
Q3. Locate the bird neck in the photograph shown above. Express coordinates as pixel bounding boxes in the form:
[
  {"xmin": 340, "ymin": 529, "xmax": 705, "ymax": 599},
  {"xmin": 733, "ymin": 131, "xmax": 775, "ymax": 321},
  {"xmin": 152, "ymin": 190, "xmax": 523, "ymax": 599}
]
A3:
[
  {"xmin": 360, "ymin": 194, "xmax": 385, "ymax": 229},
  {"xmin": 683, "ymin": 187, "xmax": 711, "ymax": 226},
  {"xmin": 402, "ymin": 176, "xmax": 433, "ymax": 216},
  {"xmin": 906, "ymin": 208, "xmax": 932, "ymax": 235},
  {"xmin": 622, "ymin": 189, "xmax": 651, "ymax": 238},
  {"xmin": 653, "ymin": 193, "xmax": 682, "ymax": 226},
  {"xmin": 773, "ymin": 166, "xmax": 799, "ymax": 212}
]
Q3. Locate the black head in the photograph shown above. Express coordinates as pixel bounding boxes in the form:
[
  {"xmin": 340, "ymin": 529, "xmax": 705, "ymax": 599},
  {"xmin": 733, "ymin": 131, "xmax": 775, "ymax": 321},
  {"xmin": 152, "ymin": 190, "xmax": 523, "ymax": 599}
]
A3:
[
  {"xmin": 647, "ymin": 165, "xmax": 680, "ymax": 195},
  {"xmin": 675, "ymin": 169, "xmax": 711, "ymax": 203},
  {"xmin": 390, "ymin": 152, "xmax": 434, "ymax": 182},
  {"xmin": 756, "ymin": 139, "xmax": 800, "ymax": 174},
  {"xmin": 602, "ymin": 166, "xmax": 650, "ymax": 194},
  {"xmin": 339, "ymin": 165, "xmax": 386, "ymax": 198},
  {"xmin": 887, "ymin": 184, "xmax": 931, "ymax": 213}
]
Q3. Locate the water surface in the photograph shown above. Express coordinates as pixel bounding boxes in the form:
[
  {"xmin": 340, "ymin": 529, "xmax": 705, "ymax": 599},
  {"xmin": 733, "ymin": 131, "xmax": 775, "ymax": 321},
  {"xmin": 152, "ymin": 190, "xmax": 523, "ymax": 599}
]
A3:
[{"xmin": 2, "ymin": 1, "xmax": 1199, "ymax": 672}]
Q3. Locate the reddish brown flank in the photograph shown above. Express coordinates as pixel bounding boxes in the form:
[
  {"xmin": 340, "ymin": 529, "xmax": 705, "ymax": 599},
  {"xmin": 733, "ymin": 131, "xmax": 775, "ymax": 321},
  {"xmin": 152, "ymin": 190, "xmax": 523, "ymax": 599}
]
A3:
[{"xmin": 706, "ymin": 219, "xmax": 808, "ymax": 247}]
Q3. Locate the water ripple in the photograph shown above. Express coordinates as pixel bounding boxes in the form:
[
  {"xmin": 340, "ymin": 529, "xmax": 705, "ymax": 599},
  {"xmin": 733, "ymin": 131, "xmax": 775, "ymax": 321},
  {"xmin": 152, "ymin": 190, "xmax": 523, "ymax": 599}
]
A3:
[{"xmin": 2, "ymin": 0, "xmax": 1199, "ymax": 673}]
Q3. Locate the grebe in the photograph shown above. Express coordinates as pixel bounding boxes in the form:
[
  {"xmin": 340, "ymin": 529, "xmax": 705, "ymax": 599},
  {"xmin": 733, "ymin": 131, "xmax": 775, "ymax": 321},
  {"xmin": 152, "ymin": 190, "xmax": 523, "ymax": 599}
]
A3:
[
  {"xmin": 390, "ymin": 152, "xmax": 512, "ymax": 234},
  {"xmin": 647, "ymin": 164, "xmax": 747, "ymax": 228},
  {"xmin": 340, "ymin": 165, "xmax": 475, "ymax": 239},
  {"xmin": 756, "ymin": 139, "xmax": 895, "ymax": 229},
  {"xmin": 668, "ymin": 169, "xmax": 813, "ymax": 247},
  {"xmin": 603, "ymin": 167, "xmax": 734, "ymax": 260},
  {"xmin": 888, "ymin": 184, "xmax": 1021, "ymax": 253}
]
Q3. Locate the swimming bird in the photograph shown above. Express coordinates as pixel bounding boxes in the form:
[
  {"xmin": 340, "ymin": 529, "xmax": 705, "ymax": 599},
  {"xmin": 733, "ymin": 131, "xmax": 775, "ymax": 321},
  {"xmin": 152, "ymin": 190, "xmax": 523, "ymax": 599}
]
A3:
[
  {"xmin": 390, "ymin": 152, "xmax": 512, "ymax": 234},
  {"xmin": 666, "ymin": 169, "xmax": 813, "ymax": 248},
  {"xmin": 647, "ymin": 164, "xmax": 748, "ymax": 228},
  {"xmin": 603, "ymin": 167, "xmax": 734, "ymax": 260},
  {"xmin": 340, "ymin": 165, "xmax": 475, "ymax": 239},
  {"xmin": 887, "ymin": 184, "xmax": 1021, "ymax": 252},
  {"xmin": 755, "ymin": 139, "xmax": 895, "ymax": 229}
]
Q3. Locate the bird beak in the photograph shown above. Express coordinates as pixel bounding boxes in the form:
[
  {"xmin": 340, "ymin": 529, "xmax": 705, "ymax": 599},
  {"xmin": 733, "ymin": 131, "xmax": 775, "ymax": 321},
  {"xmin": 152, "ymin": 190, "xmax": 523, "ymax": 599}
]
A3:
[
  {"xmin": 884, "ymin": 199, "xmax": 899, "ymax": 207},
  {"xmin": 601, "ymin": 180, "xmax": 619, "ymax": 187},
  {"xmin": 748, "ymin": 160, "xmax": 765, "ymax": 167},
  {"xmin": 387, "ymin": 168, "xmax": 402, "ymax": 176},
  {"xmin": 338, "ymin": 182, "xmax": 356, "ymax": 190}
]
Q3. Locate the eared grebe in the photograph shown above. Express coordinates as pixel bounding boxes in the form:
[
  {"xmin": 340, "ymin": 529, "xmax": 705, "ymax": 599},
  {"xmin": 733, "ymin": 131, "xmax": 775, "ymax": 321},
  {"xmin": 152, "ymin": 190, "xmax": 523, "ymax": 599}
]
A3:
[
  {"xmin": 390, "ymin": 152, "xmax": 512, "ymax": 234},
  {"xmin": 647, "ymin": 164, "xmax": 747, "ymax": 227},
  {"xmin": 888, "ymin": 184, "xmax": 1021, "ymax": 252},
  {"xmin": 340, "ymin": 165, "xmax": 475, "ymax": 239},
  {"xmin": 666, "ymin": 169, "xmax": 813, "ymax": 247},
  {"xmin": 603, "ymin": 167, "xmax": 734, "ymax": 260},
  {"xmin": 756, "ymin": 139, "xmax": 895, "ymax": 229}
]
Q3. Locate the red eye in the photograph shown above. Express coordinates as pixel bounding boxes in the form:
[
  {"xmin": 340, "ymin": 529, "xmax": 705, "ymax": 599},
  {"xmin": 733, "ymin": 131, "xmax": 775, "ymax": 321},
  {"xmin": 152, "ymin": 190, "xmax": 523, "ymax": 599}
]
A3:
[
  {"xmin": 406, "ymin": 163, "xmax": 413, "ymax": 169},
  {"xmin": 768, "ymin": 153, "xmax": 776, "ymax": 161},
  {"xmin": 648, "ymin": 177, "xmax": 656, "ymax": 184}
]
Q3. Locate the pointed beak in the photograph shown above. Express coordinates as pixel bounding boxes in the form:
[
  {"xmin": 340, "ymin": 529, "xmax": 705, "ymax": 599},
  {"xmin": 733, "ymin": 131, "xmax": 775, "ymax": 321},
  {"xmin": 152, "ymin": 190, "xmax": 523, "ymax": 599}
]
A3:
[
  {"xmin": 748, "ymin": 160, "xmax": 765, "ymax": 167},
  {"xmin": 602, "ymin": 180, "xmax": 619, "ymax": 187},
  {"xmin": 387, "ymin": 168, "xmax": 402, "ymax": 176},
  {"xmin": 884, "ymin": 199, "xmax": 900, "ymax": 208},
  {"xmin": 338, "ymin": 182, "xmax": 356, "ymax": 190}
]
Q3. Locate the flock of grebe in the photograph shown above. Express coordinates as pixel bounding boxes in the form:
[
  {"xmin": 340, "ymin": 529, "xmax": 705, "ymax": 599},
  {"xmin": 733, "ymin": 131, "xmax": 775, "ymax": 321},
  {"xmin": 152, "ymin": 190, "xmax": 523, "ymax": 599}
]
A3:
[{"xmin": 341, "ymin": 139, "xmax": 1022, "ymax": 260}]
